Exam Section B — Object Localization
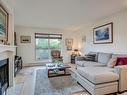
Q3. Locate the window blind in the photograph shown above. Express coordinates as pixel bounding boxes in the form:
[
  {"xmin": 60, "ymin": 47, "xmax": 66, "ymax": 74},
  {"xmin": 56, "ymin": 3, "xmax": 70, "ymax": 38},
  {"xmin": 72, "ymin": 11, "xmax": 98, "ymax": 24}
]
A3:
[{"xmin": 35, "ymin": 33, "xmax": 62, "ymax": 39}]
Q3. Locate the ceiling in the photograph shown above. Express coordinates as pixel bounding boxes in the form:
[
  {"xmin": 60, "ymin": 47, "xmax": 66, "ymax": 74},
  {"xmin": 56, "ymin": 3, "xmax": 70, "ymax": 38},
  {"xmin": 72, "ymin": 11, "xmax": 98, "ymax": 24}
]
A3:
[{"xmin": 14, "ymin": 0, "xmax": 127, "ymax": 30}]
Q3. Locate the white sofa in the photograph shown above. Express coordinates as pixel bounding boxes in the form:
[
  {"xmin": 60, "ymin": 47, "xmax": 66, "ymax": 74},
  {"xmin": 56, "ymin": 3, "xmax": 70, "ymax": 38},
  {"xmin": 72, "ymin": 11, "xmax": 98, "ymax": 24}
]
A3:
[{"xmin": 75, "ymin": 52, "xmax": 127, "ymax": 95}]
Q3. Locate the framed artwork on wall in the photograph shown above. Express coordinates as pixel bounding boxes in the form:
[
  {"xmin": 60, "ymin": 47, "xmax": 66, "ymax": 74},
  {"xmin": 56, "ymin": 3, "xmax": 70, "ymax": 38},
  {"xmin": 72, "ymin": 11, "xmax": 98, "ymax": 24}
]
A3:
[
  {"xmin": 0, "ymin": 4, "xmax": 8, "ymax": 41},
  {"xmin": 65, "ymin": 38, "xmax": 73, "ymax": 51},
  {"xmin": 93, "ymin": 22, "xmax": 113, "ymax": 44},
  {"xmin": 20, "ymin": 36, "xmax": 31, "ymax": 43}
]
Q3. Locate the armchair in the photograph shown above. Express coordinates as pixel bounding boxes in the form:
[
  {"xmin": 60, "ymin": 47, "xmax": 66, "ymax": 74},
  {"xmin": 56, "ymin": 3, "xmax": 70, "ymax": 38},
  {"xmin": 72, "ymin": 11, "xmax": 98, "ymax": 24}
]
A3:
[{"xmin": 51, "ymin": 50, "xmax": 63, "ymax": 62}]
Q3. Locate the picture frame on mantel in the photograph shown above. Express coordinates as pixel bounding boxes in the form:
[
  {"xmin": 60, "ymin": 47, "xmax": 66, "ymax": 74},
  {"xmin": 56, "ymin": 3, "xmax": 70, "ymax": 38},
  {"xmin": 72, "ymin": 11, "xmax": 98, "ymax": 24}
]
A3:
[
  {"xmin": 93, "ymin": 22, "xmax": 113, "ymax": 44},
  {"xmin": 0, "ymin": 4, "xmax": 9, "ymax": 42}
]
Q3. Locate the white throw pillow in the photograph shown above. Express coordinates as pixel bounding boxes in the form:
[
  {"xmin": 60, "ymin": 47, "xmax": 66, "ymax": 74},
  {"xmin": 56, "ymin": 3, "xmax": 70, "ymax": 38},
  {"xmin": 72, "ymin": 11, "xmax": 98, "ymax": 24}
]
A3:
[{"xmin": 107, "ymin": 57, "xmax": 117, "ymax": 68}]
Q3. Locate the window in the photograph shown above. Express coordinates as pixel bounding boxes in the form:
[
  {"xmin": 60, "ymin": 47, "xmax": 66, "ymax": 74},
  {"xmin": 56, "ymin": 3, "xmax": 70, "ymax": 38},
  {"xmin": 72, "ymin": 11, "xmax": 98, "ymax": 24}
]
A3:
[{"xmin": 35, "ymin": 33, "xmax": 62, "ymax": 61}]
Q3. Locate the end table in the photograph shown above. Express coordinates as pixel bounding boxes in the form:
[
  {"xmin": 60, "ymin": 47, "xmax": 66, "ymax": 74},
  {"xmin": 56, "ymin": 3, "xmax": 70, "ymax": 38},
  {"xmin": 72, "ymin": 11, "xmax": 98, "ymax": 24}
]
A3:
[{"xmin": 71, "ymin": 55, "xmax": 76, "ymax": 64}]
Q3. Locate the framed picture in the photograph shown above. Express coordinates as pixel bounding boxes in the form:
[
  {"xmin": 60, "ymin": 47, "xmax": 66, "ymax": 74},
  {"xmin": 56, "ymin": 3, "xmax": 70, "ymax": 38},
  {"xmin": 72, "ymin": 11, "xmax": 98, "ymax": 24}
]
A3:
[
  {"xmin": 65, "ymin": 39, "xmax": 73, "ymax": 51},
  {"xmin": 93, "ymin": 22, "xmax": 113, "ymax": 44},
  {"xmin": 20, "ymin": 36, "xmax": 31, "ymax": 43},
  {"xmin": 0, "ymin": 4, "xmax": 8, "ymax": 41}
]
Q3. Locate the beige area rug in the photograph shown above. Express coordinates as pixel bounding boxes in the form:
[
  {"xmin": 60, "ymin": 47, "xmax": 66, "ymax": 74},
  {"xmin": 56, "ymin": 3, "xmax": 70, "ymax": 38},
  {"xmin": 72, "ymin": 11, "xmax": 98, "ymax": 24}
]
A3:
[{"xmin": 34, "ymin": 69, "xmax": 89, "ymax": 95}]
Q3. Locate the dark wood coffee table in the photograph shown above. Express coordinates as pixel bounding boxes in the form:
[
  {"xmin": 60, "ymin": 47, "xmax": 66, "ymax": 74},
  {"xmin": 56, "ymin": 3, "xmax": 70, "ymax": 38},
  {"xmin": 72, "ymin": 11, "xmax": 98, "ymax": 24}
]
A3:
[{"xmin": 46, "ymin": 63, "xmax": 71, "ymax": 77}]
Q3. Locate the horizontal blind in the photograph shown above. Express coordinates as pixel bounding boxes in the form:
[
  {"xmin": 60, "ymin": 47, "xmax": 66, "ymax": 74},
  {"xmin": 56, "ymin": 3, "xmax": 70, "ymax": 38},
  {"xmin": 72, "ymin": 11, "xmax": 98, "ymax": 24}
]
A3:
[{"xmin": 35, "ymin": 33, "xmax": 62, "ymax": 39}]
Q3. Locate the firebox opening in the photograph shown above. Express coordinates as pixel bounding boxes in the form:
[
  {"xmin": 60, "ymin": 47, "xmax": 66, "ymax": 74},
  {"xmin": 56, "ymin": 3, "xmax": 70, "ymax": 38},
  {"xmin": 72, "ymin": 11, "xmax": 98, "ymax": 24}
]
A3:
[{"xmin": 0, "ymin": 58, "xmax": 9, "ymax": 95}]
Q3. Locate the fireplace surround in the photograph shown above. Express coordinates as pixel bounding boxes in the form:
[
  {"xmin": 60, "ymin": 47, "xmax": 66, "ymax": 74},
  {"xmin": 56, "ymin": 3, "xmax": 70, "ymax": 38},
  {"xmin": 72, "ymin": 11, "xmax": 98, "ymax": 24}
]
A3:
[
  {"xmin": 0, "ymin": 58, "xmax": 9, "ymax": 95},
  {"xmin": 0, "ymin": 45, "xmax": 16, "ymax": 95}
]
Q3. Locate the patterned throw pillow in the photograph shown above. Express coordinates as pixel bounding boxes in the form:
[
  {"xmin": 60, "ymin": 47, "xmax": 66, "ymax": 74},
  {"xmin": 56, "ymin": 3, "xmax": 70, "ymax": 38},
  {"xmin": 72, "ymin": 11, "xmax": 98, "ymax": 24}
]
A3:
[
  {"xmin": 84, "ymin": 54, "xmax": 96, "ymax": 62},
  {"xmin": 107, "ymin": 57, "xmax": 117, "ymax": 68}
]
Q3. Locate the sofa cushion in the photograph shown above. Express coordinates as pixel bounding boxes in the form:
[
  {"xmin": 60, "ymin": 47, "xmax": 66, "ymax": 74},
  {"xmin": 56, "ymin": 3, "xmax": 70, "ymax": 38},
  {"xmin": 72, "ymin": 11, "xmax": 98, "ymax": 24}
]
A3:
[
  {"xmin": 85, "ymin": 54, "xmax": 96, "ymax": 62},
  {"xmin": 107, "ymin": 57, "xmax": 117, "ymax": 68},
  {"xmin": 75, "ymin": 56, "xmax": 85, "ymax": 61},
  {"xmin": 76, "ymin": 61, "xmax": 106, "ymax": 67},
  {"xmin": 77, "ymin": 67, "xmax": 119, "ymax": 84},
  {"xmin": 76, "ymin": 61, "xmax": 85, "ymax": 67},
  {"xmin": 89, "ymin": 52, "xmax": 98, "ymax": 62},
  {"xmin": 98, "ymin": 53, "xmax": 112, "ymax": 65}
]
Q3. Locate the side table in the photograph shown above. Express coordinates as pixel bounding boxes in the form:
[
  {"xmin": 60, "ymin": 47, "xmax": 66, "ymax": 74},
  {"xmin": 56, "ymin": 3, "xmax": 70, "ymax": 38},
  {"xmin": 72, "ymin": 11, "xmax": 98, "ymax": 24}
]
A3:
[{"xmin": 71, "ymin": 55, "xmax": 76, "ymax": 64}]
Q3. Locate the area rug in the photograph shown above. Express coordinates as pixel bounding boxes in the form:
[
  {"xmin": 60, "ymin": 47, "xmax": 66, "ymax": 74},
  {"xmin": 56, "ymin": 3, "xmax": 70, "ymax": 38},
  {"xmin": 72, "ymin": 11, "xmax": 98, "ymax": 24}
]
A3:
[
  {"xmin": 7, "ymin": 83, "xmax": 24, "ymax": 95},
  {"xmin": 34, "ymin": 69, "xmax": 88, "ymax": 95}
]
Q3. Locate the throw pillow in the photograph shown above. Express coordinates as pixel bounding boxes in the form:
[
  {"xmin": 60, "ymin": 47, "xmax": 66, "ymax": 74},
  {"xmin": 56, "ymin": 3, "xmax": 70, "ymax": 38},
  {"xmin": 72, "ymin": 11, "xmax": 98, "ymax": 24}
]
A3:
[
  {"xmin": 116, "ymin": 57, "xmax": 127, "ymax": 66},
  {"xmin": 89, "ymin": 52, "xmax": 98, "ymax": 62},
  {"xmin": 107, "ymin": 57, "xmax": 117, "ymax": 68},
  {"xmin": 85, "ymin": 54, "xmax": 96, "ymax": 62}
]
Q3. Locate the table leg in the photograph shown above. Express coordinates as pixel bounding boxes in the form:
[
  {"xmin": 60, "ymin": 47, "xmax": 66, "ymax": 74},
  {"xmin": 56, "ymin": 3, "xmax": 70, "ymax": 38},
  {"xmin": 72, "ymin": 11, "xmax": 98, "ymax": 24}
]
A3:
[
  {"xmin": 64, "ymin": 69, "xmax": 66, "ymax": 74},
  {"xmin": 48, "ymin": 70, "xmax": 49, "ymax": 77}
]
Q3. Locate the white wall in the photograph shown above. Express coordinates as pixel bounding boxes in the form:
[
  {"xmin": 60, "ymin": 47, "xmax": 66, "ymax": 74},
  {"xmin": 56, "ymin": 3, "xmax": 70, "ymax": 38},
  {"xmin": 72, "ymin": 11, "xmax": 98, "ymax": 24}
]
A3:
[
  {"xmin": 15, "ymin": 26, "xmax": 79, "ymax": 65},
  {"xmin": 79, "ymin": 9, "xmax": 127, "ymax": 55},
  {"xmin": 15, "ymin": 5, "xmax": 127, "ymax": 65}
]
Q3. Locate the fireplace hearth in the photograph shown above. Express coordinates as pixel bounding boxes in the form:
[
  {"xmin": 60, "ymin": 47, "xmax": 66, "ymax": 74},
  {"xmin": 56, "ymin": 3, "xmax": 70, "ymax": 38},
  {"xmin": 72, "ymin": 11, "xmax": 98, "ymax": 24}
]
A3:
[{"xmin": 0, "ymin": 59, "xmax": 9, "ymax": 95}]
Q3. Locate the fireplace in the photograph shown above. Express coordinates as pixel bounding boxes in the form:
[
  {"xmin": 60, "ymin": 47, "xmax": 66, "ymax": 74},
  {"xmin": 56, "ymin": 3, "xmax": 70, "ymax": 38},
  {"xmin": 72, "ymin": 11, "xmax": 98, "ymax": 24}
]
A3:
[{"xmin": 0, "ymin": 58, "xmax": 9, "ymax": 95}]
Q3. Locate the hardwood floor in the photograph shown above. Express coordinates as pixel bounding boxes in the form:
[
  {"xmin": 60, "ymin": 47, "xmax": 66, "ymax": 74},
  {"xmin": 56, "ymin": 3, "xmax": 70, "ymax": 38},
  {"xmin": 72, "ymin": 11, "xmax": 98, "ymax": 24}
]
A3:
[{"xmin": 7, "ymin": 67, "xmax": 37, "ymax": 95}]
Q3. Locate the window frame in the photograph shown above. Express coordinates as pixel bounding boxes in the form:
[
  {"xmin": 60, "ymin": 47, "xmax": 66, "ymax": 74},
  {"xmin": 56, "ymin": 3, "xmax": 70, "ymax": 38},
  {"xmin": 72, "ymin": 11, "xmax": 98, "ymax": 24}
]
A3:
[{"xmin": 35, "ymin": 33, "xmax": 62, "ymax": 61}]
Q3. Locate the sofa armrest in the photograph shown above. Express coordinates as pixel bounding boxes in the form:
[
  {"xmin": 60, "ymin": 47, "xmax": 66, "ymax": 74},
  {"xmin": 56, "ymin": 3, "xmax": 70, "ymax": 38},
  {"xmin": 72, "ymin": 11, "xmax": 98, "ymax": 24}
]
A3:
[
  {"xmin": 114, "ymin": 65, "xmax": 127, "ymax": 92},
  {"xmin": 75, "ymin": 56, "xmax": 85, "ymax": 61},
  {"xmin": 75, "ymin": 56, "xmax": 85, "ymax": 68}
]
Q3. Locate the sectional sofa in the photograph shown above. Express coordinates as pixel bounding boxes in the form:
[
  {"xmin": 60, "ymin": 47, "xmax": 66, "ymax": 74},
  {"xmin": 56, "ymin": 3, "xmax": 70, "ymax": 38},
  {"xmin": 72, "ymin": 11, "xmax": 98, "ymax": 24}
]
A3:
[{"xmin": 75, "ymin": 52, "xmax": 127, "ymax": 95}]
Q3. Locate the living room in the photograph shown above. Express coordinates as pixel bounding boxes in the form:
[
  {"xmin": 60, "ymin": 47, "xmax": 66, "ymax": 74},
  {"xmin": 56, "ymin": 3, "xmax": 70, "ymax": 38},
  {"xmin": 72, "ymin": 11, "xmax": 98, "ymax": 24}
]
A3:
[{"xmin": 0, "ymin": 0, "xmax": 127, "ymax": 95}]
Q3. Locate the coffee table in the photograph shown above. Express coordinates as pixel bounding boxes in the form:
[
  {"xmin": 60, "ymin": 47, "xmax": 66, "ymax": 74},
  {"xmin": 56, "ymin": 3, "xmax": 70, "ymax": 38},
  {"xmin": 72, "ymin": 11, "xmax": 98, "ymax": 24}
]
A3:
[{"xmin": 46, "ymin": 63, "xmax": 71, "ymax": 77}]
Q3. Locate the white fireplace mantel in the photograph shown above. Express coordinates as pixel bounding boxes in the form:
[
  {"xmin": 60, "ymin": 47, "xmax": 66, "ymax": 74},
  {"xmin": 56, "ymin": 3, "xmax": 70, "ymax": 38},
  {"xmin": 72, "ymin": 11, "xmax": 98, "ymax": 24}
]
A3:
[
  {"xmin": 0, "ymin": 45, "xmax": 16, "ymax": 87},
  {"xmin": 0, "ymin": 45, "xmax": 16, "ymax": 53}
]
